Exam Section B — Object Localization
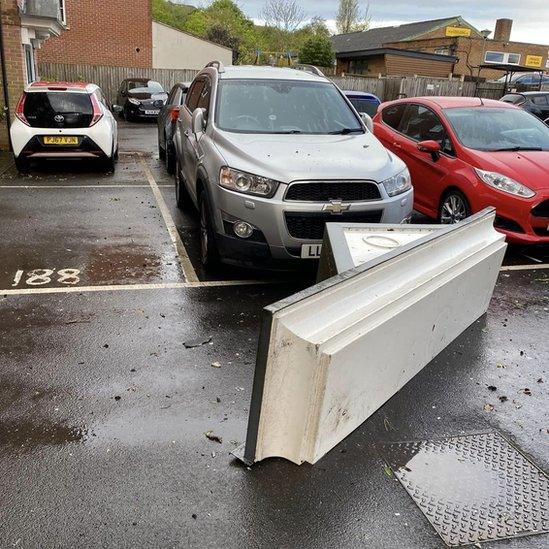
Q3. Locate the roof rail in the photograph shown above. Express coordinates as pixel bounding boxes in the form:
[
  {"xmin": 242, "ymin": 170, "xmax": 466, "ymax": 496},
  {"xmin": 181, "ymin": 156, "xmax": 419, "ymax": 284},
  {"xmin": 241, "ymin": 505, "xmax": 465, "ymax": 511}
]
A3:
[
  {"xmin": 294, "ymin": 64, "xmax": 325, "ymax": 77},
  {"xmin": 205, "ymin": 60, "xmax": 225, "ymax": 73}
]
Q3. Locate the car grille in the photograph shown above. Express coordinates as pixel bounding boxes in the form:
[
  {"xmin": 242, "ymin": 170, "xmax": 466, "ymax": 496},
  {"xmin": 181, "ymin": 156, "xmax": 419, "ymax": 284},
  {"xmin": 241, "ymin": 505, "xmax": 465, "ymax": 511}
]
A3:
[
  {"xmin": 285, "ymin": 181, "xmax": 381, "ymax": 202},
  {"xmin": 285, "ymin": 210, "xmax": 383, "ymax": 240},
  {"xmin": 531, "ymin": 200, "xmax": 549, "ymax": 218}
]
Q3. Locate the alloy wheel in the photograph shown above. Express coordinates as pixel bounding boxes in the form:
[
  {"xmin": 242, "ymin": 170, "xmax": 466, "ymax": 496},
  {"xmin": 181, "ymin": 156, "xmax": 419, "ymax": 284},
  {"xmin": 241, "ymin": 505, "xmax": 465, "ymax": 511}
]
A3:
[{"xmin": 440, "ymin": 193, "xmax": 468, "ymax": 224}]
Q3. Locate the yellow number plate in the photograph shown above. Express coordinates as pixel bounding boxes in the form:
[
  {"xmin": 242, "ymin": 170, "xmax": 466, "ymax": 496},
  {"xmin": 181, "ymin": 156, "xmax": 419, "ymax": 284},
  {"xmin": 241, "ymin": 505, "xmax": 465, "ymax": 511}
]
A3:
[{"xmin": 43, "ymin": 136, "xmax": 79, "ymax": 145}]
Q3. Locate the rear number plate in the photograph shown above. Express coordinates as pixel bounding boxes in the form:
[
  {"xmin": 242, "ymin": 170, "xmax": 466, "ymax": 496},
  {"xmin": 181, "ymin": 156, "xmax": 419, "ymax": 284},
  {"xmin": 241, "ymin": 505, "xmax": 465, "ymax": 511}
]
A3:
[
  {"xmin": 144, "ymin": 110, "xmax": 159, "ymax": 115},
  {"xmin": 301, "ymin": 244, "xmax": 322, "ymax": 259},
  {"xmin": 43, "ymin": 136, "xmax": 79, "ymax": 145}
]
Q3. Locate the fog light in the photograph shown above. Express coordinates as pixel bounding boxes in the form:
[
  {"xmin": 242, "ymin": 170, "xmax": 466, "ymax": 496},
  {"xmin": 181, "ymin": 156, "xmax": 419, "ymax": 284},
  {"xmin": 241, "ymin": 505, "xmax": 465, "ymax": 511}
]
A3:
[{"xmin": 233, "ymin": 221, "xmax": 254, "ymax": 239}]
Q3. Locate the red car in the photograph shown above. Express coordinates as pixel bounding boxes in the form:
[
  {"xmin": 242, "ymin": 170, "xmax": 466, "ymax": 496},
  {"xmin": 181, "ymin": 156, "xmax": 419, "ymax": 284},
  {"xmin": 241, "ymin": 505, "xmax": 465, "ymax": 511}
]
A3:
[{"xmin": 373, "ymin": 96, "xmax": 549, "ymax": 244}]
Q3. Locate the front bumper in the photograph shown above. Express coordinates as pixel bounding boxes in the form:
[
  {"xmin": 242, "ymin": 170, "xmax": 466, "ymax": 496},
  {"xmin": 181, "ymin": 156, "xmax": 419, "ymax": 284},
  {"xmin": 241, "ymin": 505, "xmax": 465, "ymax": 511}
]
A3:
[
  {"xmin": 487, "ymin": 195, "xmax": 549, "ymax": 245},
  {"xmin": 211, "ymin": 182, "xmax": 414, "ymax": 262},
  {"xmin": 126, "ymin": 103, "xmax": 162, "ymax": 119}
]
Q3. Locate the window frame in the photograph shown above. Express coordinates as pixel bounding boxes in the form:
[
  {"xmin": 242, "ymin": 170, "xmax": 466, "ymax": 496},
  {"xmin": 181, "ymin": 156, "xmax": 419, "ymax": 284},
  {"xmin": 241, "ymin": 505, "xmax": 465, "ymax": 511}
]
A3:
[
  {"xmin": 484, "ymin": 50, "xmax": 521, "ymax": 65},
  {"xmin": 384, "ymin": 102, "xmax": 456, "ymax": 158},
  {"xmin": 59, "ymin": 0, "xmax": 67, "ymax": 25},
  {"xmin": 185, "ymin": 78, "xmax": 206, "ymax": 113}
]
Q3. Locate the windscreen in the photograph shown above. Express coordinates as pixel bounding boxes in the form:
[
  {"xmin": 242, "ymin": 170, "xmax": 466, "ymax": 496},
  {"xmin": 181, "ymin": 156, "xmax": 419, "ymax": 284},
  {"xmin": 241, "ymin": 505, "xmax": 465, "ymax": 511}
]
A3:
[
  {"xmin": 215, "ymin": 79, "xmax": 363, "ymax": 134},
  {"xmin": 127, "ymin": 80, "xmax": 165, "ymax": 94},
  {"xmin": 444, "ymin": 107, "xmax": 549, "ymax": 151},
  {"xmin": 23, "ymin": 92, "xmax": 93, "ymax": 128}
]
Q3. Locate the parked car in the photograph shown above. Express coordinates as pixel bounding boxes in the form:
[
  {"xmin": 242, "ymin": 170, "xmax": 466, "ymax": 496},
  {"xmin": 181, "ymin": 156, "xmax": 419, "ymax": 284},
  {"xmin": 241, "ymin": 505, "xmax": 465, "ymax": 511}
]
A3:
[
  {"xmin": 500, "ymin": 92, "xmax": 549, "ymax": 124},
  {"xmin": 10, "ymin": 81, "xmax": 118, "ymax": 173},
  {"xmin": 158, "ymin": 82, "xmax": 190, "ymax": 174},
  {"xmin": 343, "ymin": 91, "xmax": 381, "ymax": 117},
  {"xmin": 114, "ymin": 78, "xmax": 167, "ymax": 122},
  {"xmin": 173, "ymin": 62, "xmax": 413, "ymax": 270},
  {"xmin": 373, "ymin": 96, "xmax": 549, "ymax": 244}
]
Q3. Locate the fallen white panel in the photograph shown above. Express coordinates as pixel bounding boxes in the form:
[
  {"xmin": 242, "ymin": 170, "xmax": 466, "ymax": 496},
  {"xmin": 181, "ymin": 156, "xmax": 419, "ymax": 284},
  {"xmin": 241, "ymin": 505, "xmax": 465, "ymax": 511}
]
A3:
[
  {"xmin": 317, "ymin": 223, "xmax": 444, "ymax": 280},
  {"xmin": 235, "ymin": 208, "xmax": 506, "ymax": 465}
]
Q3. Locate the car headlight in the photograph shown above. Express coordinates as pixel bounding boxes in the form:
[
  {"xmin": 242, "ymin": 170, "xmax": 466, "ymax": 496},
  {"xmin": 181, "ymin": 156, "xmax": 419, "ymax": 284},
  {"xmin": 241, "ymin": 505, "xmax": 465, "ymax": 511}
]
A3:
[
  {"xmin": 381, "ymin": 167, "xmax": 412, "ymax": 197},
  {"xmin": 128, "ymin": 98, "xmax": 140, "ymax": 106},
  {"xmin": 475, "ymin": 168, "xmax": 535, "ymax": 198},
  {"xmin": 219, "ymin": 167, "xmax": 280, "ymax": 198}
]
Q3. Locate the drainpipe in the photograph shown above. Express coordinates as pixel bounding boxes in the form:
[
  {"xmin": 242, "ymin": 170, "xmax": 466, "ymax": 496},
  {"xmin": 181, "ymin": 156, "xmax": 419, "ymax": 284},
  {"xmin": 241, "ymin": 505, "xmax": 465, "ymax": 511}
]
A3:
[{"xmin": 0, "ymin": 6, "xmax": 13, "ymax": 151}]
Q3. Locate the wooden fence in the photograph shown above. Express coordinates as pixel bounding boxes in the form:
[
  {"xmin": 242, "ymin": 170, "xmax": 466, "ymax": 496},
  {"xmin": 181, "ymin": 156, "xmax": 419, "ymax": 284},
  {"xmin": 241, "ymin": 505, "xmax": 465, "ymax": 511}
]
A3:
[
  {"xmin": 38, "ymin": 63, "xmax": 199, "ymax": 104},
  {"xmin": 38, "ymin": 62, "xmax": 509, "ymax": 104}
]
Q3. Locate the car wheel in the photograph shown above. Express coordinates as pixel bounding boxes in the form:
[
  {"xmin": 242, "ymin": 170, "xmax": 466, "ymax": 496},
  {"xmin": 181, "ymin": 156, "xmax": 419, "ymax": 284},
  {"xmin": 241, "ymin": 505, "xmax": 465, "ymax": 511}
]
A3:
[
  {"xmin": 102, "ymin": 154, "xmax": 116, "ymax": 173},
  {"xmin": 158, "ymin": 139, "xmax": 166, "ymax": 162},
  {"xmin": 166, "ymin": 143, "xmax": 176, "ymax": 175},
  {"xmin": 199, "ymin": 190, "xmax": 220, "ymax": 270},
  {"xmin": 123, "ymin": 105, "xmax": 133, "ymax": 122},
  {"xmin": 439, "ymin": 190, "xmax": 470, "ymax": 224},
  {"xmin": 14, "ymin": 156, "xmax": 30, "ymax": 174},
  {"xmin": 174, "ymin": 157, "xmax": 189, "ymax": 209}
]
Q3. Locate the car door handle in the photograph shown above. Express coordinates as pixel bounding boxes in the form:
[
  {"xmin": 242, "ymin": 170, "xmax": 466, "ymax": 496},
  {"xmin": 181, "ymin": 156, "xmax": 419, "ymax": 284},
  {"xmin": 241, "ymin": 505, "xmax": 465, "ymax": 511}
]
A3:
[{"xmin": 392, "ymin": 141, "xmax": 402, "ymax": 149}]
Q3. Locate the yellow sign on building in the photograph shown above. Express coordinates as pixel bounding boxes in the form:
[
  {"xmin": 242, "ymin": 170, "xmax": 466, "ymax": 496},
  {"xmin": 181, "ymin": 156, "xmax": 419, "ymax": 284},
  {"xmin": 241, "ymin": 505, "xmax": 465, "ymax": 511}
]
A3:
[
  {"xmin": 445, "ymin": 26, "xmax": 472, "ymax": 37},
  {"xmin": 525, "ymin": 55, "xmax": 543, "ymax": 68}
]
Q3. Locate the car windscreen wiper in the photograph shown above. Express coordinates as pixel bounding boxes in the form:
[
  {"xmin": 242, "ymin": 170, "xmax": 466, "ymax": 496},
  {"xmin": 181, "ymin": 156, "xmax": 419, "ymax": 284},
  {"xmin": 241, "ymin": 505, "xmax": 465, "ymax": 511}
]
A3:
[
  {"xmin": 272, "ymin": 130, "xmax": 303, "ymax": 134},
  {"xmin": 493, "ymin": 146, "xmax": 543, "ymax": 151},
  {"xmin": 329, "ymin": 128, "xmax": 364, "ymax": 135}
]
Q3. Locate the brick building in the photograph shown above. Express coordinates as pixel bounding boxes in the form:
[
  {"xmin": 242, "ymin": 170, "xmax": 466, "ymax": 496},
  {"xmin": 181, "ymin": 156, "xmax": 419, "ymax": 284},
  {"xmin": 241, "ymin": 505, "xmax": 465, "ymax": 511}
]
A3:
[
  {"xmin": 332, "ymin": 16, "xmax": 549, "ymax": 80},
  {"xmin": 38, "ymin": 0, "xmax": 232, "ymax": 70},
  {"xmin": 38, "ymin": 0, "xmax": 153, "ymax": 68},
  {"xmin": 0, "ymin": 0, "xmax": 66, "ymax": 149}
]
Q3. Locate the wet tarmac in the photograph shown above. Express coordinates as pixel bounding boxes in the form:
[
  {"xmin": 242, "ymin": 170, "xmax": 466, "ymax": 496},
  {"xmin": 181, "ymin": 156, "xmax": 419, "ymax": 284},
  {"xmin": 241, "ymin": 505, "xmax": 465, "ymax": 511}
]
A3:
[{"xmin": 0, "ymin": 121, "xmax": 547, "ymax": 548}]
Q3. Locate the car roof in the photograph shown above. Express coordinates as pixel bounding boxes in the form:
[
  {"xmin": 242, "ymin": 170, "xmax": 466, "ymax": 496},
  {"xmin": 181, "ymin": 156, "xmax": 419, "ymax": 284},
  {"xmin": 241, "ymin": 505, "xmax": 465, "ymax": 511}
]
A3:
[
  {"xmin": 26, "ymin": 81, "xmax": 98, "ymax": 93},
  {"xmin": 515, "ymin": 91, "xmax": 549, "ymax": 96},
  {"xmin": 343, "ymin": 90, "xmax": 380, "ymax": 100},
  {"xmin": 382, "ymin": 96, "xmax": 516, "ymax": 110},
  {"xmin": 122, "ymin": 77, "xmax": 150, "ymax": 82},
  {"xmin": 215, "ymin": 65, "xmax": 331, "ymax": 83}
]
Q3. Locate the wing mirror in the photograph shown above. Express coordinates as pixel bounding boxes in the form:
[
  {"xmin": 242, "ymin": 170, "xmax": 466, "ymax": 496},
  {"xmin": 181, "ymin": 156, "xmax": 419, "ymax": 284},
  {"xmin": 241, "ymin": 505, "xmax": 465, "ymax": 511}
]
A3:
[
  {"xmin": 112, "ymin": 104, "xmax": 123, "ymax": 114},
  {"xmin": 121, "ymin": 90, "xmax": 127, "ymax": 97},
  {"xmin": 417, "ymin": 140, "xmax": 441, "ymax": 160},
  {"xmin": 192, "ymin": 107, "xmax": 206, "ymax": 135},
  {"xmin": 359, "ymin": 112, "xmax": 374, "ymax": 132}
]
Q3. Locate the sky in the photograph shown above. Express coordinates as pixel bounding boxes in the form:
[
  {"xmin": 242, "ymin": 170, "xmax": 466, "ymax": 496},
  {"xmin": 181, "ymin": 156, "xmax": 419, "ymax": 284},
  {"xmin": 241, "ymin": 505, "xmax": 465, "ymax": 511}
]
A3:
[{"xmin": 178, "ymin": 0, "xmax": 549, "ymax": 44}]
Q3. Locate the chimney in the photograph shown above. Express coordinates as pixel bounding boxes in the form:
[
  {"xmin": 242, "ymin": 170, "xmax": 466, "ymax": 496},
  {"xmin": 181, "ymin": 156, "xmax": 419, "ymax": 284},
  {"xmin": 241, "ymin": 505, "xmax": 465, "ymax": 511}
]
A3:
[{"xmin": 493, "ymin": 19, "xmax": 512, "ymax": 42}]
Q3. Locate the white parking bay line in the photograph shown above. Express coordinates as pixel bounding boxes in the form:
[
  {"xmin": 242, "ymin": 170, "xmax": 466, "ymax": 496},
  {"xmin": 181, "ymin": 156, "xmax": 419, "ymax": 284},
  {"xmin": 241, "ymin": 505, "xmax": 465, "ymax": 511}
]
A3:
[
  {"xmin": 500, "ymin": 263, "xmax": 549, "ymax": 271},
  {"xmin": 139, "ymin": 156, "xmax": 199, "ymax": 283},
  {"xmin": 1, "ymin": 279, "xmax": 276, "ymax": 297}
]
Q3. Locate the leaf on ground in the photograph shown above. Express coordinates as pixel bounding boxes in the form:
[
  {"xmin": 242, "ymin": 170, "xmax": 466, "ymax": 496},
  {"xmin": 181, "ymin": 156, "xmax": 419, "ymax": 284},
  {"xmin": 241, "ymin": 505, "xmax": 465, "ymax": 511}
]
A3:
[
  {"xmin": 483, "ymin": 403, "xmax": 494, "ymax": 412},
  {"xmin": 205, "ymin": 431, "xmax": 222, "ymax": 444},
  {"xmin": 211, "ymin": 361, "xmax": 221, "ymax": 368}
]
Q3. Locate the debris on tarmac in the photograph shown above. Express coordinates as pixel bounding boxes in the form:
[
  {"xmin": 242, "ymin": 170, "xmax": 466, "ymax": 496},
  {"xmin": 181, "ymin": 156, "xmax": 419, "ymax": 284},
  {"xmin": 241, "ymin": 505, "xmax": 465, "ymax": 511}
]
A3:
[
  {"xmin": 487, "ymin": 385, "xmax": 497, "ymax": 391},
  {"xmin": 211, "ymin": 361, "xmax": 221, "ymax": 368},
  {"xmin": 205, "ymin": 431, "xmax": 222, "ymax": 443},
  {"xmin": 483, "ymin": 403, "xmax": 494, "ymax": 412},
  {"xmin": 184, "ymin": 336, "xmax": 212, "ymax": 348}
]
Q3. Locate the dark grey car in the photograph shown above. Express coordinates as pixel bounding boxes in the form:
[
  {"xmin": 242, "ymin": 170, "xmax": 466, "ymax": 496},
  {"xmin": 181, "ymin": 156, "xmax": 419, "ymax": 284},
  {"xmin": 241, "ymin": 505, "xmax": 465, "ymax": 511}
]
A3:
[
  {"xmin": 115, "ymin": 78, "xmax": 167, "ymax": 122},
  {"xmin": 500, "ymin": 92, "xmax": 549, "ymax": 124},
  {"xmin": 157, "ymin": 82, "xmax": 189, "ymax": 174}
]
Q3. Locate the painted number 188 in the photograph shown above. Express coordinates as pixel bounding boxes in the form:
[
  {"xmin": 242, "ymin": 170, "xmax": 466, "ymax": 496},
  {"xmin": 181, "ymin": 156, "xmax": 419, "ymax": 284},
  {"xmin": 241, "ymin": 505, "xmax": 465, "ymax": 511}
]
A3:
[{"xmin": 12, "ymin": 269, "xmax": 81, "ymax": 287}]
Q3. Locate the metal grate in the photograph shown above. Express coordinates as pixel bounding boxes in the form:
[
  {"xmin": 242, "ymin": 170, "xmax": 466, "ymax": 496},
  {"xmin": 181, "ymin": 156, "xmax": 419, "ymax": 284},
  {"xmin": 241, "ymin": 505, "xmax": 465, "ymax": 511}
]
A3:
[
  {"xmin": 285, "ymin": 210, "xmax": 383, "ymax": 240},
  {"xmin": 285, "ymin": 181, "xmax": 381, "ymax": 202},
  {"xmin": 383, "ymin": 432, "xmax": 549, "ymax": 547}
]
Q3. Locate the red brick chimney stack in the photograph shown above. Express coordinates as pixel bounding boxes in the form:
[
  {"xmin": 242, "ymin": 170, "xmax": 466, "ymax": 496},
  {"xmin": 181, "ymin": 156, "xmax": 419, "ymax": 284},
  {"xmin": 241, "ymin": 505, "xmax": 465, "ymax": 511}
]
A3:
[{"xmin": 493, "ymin": 19, "xmax": 512, "ymax": 42}]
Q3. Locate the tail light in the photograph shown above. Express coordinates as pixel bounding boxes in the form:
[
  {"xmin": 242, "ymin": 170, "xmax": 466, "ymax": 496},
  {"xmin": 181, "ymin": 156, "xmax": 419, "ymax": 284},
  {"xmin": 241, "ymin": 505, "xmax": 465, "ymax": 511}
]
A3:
[
  {"xmin": 89, "ymin": 93, "xmax": 103, "ymax": 126},
  {"xmin": 170, "ymin": 106, "xmax": 181, "ymax": 123},
  {"xmin": 15, "ymin": 93, "xmax": 29, "ymax": 126}
]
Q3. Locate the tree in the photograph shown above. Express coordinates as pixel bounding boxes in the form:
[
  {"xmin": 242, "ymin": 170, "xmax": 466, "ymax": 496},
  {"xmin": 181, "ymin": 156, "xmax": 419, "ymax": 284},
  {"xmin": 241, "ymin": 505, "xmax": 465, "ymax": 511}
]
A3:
[
  {"xmin": 205, "ymin": 25, "xmax": 241, "ymax": 63},
  {"xmin": 336, "ymin": 0, "xmax": 370, "ymax": 34},
  {"xmin": 298, "ymin": 35, "xmax": 335, "ymax": 68},
  {"xmin": 261, "ymin": 0, "xmax": 305, "ymax": 32}
]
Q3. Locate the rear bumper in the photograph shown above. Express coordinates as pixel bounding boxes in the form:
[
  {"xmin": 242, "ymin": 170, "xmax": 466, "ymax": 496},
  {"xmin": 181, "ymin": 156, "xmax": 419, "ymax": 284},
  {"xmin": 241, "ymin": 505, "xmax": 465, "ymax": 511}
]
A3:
[{"xmin": 17, "ymin": 135, "xmax": 108, "ymax": 160}]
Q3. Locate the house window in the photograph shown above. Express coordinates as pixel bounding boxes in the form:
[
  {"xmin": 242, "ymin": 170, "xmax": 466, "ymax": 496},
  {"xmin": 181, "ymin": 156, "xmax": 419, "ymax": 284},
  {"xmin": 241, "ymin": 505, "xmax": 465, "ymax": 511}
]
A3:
[
  {"xmin": 348, "ymin": 59, "xmax": 369, "ymax": 75},
  {"xmin": 23, "ymin": 45, "xmax": 36, "ymax": 84},
  {"xmin": 484, "ymin": 51, "xmax": 521, "ymax": 65},
  {"xmin": 59, "ymin": 0, "xmax": 66, "ymax": 24},
  {"xmin": 435, "ymin": 47, "xmax": 450, "ymax": 55}
]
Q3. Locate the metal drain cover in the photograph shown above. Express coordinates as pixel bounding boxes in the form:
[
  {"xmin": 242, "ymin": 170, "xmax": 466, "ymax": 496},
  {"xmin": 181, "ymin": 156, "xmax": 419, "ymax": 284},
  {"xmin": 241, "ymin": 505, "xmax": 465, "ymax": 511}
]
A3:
[{"xmin": 383, "ymin": 432, "xmax": 549, "ymax": 546}]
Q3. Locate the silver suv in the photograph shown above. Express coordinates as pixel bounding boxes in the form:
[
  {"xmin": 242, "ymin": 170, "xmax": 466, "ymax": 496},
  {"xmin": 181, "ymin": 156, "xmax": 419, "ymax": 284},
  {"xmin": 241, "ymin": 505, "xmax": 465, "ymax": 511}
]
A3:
[{"xmin": 173, "ymin": 62, "xmax": 413, "ymax": 269}]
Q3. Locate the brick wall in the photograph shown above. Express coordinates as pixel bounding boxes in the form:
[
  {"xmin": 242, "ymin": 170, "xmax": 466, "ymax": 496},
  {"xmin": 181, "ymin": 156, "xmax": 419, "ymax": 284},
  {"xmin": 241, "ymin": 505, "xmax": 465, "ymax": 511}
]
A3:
[
  {"xmin": 387, "ymin": 35, "xmax": 548, "ymax": 79},
  {"xmin": 0, "ymin": 0, "xmax": 25, "ymax": 150},
  {"xmin": 39, "ymin": 0, "xmax": 153, "ymax": 68}
]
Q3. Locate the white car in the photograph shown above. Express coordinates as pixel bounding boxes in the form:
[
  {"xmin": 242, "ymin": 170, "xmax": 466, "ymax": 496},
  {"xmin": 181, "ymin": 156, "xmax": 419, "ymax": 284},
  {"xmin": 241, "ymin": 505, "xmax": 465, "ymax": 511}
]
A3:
[{"xmin": 10, "ymin": 81, "xmax": 118, "ymax": 173}]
